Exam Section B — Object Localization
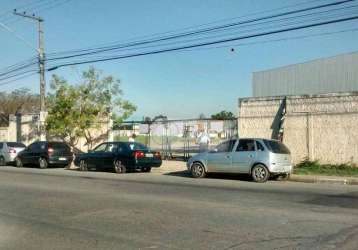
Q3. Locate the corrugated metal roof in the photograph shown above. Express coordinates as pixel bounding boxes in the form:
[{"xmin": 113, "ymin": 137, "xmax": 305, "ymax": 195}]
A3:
[{"xmin": 253, "ymin": 51, "xmax": 358, "ymax": 97}]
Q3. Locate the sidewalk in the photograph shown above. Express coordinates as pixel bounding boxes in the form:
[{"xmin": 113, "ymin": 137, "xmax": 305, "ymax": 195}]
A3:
[{"xmin": 157, "ymin": 160, "xmax": 358, "ymax": 185}]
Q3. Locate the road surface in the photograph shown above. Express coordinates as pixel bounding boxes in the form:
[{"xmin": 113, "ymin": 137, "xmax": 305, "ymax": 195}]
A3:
[{"xmin": 0, "ymin": 166, "xmax": 357, "ymax": 249}]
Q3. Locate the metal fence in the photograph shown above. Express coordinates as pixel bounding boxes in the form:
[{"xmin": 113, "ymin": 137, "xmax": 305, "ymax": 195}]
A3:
[{"xmin": 113, "ymin": 118, "xmax": 238, "ymax": 160}]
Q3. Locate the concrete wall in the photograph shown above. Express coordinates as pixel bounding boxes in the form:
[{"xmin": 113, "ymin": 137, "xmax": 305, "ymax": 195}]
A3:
[
  {"xmin": 0, "ymin": 113, "xmax": 111, "ymax": 152},
  {"xmin": 238, "ymin": 92, "xmax": 358, "ymax": 165}
]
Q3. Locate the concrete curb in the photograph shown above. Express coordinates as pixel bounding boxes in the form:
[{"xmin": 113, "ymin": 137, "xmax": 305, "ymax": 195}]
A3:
[{"xmin": 289, "ymin": 174, "xmax": 358, "ymax": 185}]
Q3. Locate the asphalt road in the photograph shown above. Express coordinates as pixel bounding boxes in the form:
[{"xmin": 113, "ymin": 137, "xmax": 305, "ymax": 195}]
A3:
[{"xmin": 0, "ymin": 166, "xmax": 357, "ymax": 250}]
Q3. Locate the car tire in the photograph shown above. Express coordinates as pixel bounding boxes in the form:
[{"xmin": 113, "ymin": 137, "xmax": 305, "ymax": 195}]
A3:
[
  {"xmin": 114, "ymin": 160, "xmax": 126, "ymax": 174},
  {"xmin": 277, "ymin": 173, "xmax": 290, "ymax": 181},
  {"xmin": 0, "ymin": 156, "xmax": 5, "ymax": 166},
  {"xmin": 251, "ymin": 164, "xmax": 270, "ymax": 183},
  {"xmin": 39, "ymin": 158, "xmax": 48, "ymax": 169},
  {"xmin": 142, "ymin": 167, "xmax": 152, "ymax": 173},
  {"xmin": 15, "ymin": 157, "xmax": 23, "ymax": 168},
  {"xmin": 79, "ymin": 160, "xmax": 88, "ymax": 171},
  {"xmin": 191, "ymin": 162, "xmax": 206, "ymax": 178}
]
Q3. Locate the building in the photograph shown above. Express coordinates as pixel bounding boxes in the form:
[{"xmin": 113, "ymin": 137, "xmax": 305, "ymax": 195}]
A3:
[
  {"xmin": 239, "ymin": 52, "xmax": 358, "ymax": 165},
  {"xmin": 252, "ymin": 51, "xmax": 358, "ymax": 97}
]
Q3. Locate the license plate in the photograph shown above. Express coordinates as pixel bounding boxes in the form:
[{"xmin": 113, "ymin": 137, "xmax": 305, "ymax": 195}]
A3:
[
  {"xmin": 59, "ymin": 157, "xmax": 67, "ymax": 161},
  {"xmin": 145, "ymin": 153, "xmax": 153, "ymax": 157}
]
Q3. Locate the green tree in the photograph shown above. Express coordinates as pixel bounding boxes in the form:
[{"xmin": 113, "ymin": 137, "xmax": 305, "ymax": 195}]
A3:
[
  {"xmin": 46, "ymin": 67, "xmax": 136, "ymax": 149},
  {"xmin": 211, "ymin": 110, "xmax": 235, "ymax": 120}
]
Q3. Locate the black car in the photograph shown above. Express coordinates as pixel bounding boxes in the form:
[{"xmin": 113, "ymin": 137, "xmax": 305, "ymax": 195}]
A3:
[
  {"xmin": 74, "ymin": 141, "xmax": 162, "ymax": 173},
  {"xmin": 15, "ymin": 141, "xmax": 73, "ymax": 169}
]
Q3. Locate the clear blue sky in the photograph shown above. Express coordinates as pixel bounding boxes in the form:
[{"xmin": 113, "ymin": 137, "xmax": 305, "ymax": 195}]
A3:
[{"xmin": 1, "ymin": 0, "xmax": 358, "ymax": 120}]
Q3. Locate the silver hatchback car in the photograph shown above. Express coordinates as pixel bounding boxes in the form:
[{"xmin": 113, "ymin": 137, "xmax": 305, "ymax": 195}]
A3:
[
  {"xmin": 0, "ymin": 142, "xmax": 26, "ymax": 166},
  {"xmin": 187, "ymin": 138, "xmax": 292, "ymax": 183}
]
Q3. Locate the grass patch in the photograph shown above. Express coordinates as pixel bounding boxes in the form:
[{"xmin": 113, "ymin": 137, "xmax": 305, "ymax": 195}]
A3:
[{"xmin": 294, "ymin": 159, "xmax": 358, "ymax": 177}]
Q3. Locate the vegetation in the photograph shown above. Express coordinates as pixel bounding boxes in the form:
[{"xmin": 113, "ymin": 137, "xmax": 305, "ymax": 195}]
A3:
[
  {"xmin": 0, "ymin": 88, "xmax": 39, "ymax": 118},
  {"xmin": 211, "ymin": 110, "xmax": 235, "ymax": 120},
  {"xmin": 294, "ymin": 159, "xmax": 358, "ymax": 177},
  {"xmin": 46, "ymin": 67, "xmax": 136, "ymax": 149}
]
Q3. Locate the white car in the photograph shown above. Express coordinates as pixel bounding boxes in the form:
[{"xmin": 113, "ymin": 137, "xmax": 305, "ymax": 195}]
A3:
[{"xmin": 0, "ymin": 142, "xmax": 26, "ymax": 166}]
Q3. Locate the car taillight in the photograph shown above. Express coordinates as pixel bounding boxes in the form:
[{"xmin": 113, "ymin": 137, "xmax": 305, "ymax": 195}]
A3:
[
  {"xmin": 48, "ymin": 148, "xmax": 54, "ymax": 154},
  {"xmin": 134, "ymin": 151, "xmax": 145, "ymax": 159},
  {"xmin": 8, "ymin": 148, "xmax": 16, "ymax": 154},
  {"xmin": 154, "ymin": 152, "xmax": 161, "ymax": 159}
]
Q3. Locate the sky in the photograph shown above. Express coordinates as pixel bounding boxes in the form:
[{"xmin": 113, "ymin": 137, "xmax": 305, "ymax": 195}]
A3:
[{"xmin": 0, "ymin": 0, "xmax": 358, "ymax": 120}]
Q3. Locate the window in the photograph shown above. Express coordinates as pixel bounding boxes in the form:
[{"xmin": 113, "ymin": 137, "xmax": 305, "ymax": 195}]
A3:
[
  {"xmin": 28, "ymin": 142, "xmax": 40, "ymax": 151},
  {"xmin": 93, "ymin": 143, "xmax": 107, "ymax": 152},
  {"xmin": 127, "ymin": 142, "xmax": 148, "ymax": 151},
  {"xmin": 6, "ymin": 142, "xmax": 26, "ymax": 148},
  {"xmin": 0, "ymin": 143, "xmax": 3, "ymax": 149},
  {"xmin": 236, "ymin": 139, "xmax": 255, "ymax": 152},
  {"xmin": 263, "ymin": 140, "xmax": 290, "ymax": 154},
  {"xmin": 117, "ymin": 143, "xmax": 126, "ymax": 153},
  {"xmin": 215, "ymin": 140, "xmax": 236, "ymax": 153},
  {"xmin": 106, "ymin": 143, "xmax": 118, "ymax": 153},
  {"xmin": 256, "ymin": 141, "xmax": 265, "ymax": 151}
]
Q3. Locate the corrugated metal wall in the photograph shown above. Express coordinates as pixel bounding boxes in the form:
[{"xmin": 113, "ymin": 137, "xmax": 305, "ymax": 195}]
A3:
[{"xmin": 253, "ymin": 51, "xmax": 358, "ymax": 97}]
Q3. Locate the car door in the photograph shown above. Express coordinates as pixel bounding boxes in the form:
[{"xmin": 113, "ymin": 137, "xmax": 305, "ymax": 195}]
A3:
[
  {"xmin": 100, "ymin": 143, "xmax": 118, "ymax": 169},
  {"xmin": 206, "ymin": 139, "xmax": 237, "ymax": 172},
  {"xmin": 21, "ymin": 142, "xmax": 38, "ymax": 164},
  {"xmin": 232, "ymin": 139, "xmax": 256, "ymax": 173},
  {"xmin": 88, "ymin": 143, "xmax": 108, "ymax": 169}
]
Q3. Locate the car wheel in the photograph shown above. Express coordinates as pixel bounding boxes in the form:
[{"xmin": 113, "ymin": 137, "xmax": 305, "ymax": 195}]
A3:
[
  {"xmin": 252, "ymin": 164, "xmax": 270, "ymax": 183},
  {"xmin": 79, "ymin": 160, "xmax": 88, "ymax": 171},
  {"xmin": 39, "ymin": 158, "xmax": 48, "ymax": 169},
  {"xmin": 0, "ymin": 156, "xmax": 5, "ymax": 166},
  {"xmin": 278, "ymin": 173, "xmax": 290, "ymax": 181},
  {"xmin": 142, "ymin": 167, "xmax": 152, "ymax": 173},
  {"xmin": 15, "ymin": 157, "xmax": 23, "ymax": 168},
  {"xmin": 191, "ymin": 162, "xmax": 206, "ymax": 178},
  {"xmin": 114, "ymin": 160, "xmax": 126, "ymax": 174}
]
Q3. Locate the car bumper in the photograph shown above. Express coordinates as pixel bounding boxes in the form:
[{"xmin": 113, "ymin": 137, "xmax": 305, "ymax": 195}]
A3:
[
  {"xmin": 48, "ymin": 156, "xmax": 73, "ymax": 166},
  {"xmin": 269, "ymin": 164, "xmax": 293, "ymax": 174}
]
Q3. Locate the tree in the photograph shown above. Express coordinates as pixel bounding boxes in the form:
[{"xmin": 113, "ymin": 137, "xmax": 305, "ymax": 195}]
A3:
[
  {"xmin": 46, "ymin": 67, "xmax": 136, "ymax": 150},
  {"xmin": 0, "ymin": 88, "xmax": 39, "ymax": 115},
  {"xmin": 211, "ymin": 111, "xmax": 235, "ymax": 120}
]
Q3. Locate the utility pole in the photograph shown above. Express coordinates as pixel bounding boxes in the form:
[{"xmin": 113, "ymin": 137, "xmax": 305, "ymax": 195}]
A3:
[{"xmin": 14, "ymin": 10, "xmax": 47, "ymax": 140}]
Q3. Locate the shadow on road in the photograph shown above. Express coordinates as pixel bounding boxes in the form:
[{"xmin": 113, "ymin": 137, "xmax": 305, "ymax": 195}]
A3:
[{"xmin": 164, "ymin": 170, "xmax": 253, "ymax": 182}]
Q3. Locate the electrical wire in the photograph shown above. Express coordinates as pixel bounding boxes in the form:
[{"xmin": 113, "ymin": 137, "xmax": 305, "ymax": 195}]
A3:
[
  {"xmin": 46, "ymin": 15, "xmax": 358, "ymax": 70},
  {"xmin": 46, "ymin": 5, "xmax": 358, "ymax": 61},
  {"xmin": 46, "ymin": 0, "xmax": 341, "ymax": 56}
]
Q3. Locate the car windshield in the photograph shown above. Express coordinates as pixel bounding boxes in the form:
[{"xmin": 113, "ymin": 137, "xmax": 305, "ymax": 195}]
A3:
[
  {"xmin": 127, "ymin": 142, "xmax": 148, "ymax": 151},
  {"xmin": 7, "ymin": 142, "xmax": 26, "ymax": 148},
  {"xmin": 263, "ymin": 140, "xmax": 290, "ymax": 154}
]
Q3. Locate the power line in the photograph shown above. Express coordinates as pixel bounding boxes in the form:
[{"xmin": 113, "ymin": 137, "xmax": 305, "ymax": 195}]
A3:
[
  {"xmin": 47, "ymin": 15, "xmax": 358, "ymax": 70},
  {"xmin": 0, "ymin": 72, "xmax": 38, "ymax": 87},
  {"xmin": 45, "ymin": 6, "xmax": 358, "ymax": 60},
  {"xmin": 45, "ymin": 0, "xmax": 336, "ymax": 56},
  {"xmin": 46, "ymin": 0, "xmax": 355, "ymax": 59}
]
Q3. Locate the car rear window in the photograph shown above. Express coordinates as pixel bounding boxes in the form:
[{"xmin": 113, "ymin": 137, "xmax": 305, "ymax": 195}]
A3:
[
  {"xmin": 263, "ymin": 140, "xmax": 290, "ymax": 154},
  {"xmin": 48, "ymin": 142, "xmax": 71, "ymax": 151},
  {"xmin": 7, "ymin": 142, "xmax": 26, "ymax": 148},
  {"xmin": 127, "ymin": 142, "xmax": 148, "ymax": 151}
]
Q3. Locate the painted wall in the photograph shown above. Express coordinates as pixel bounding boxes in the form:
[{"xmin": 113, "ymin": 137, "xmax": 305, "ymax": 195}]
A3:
[{"xmin": 238, "ymin": 92, "xmax": 358, "ymax": 165}]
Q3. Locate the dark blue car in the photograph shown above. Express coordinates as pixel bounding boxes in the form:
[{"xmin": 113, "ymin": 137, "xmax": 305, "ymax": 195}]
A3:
[{"xmin": 74, "ymin": 141, "xmax": 162, "ymax": 173}]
